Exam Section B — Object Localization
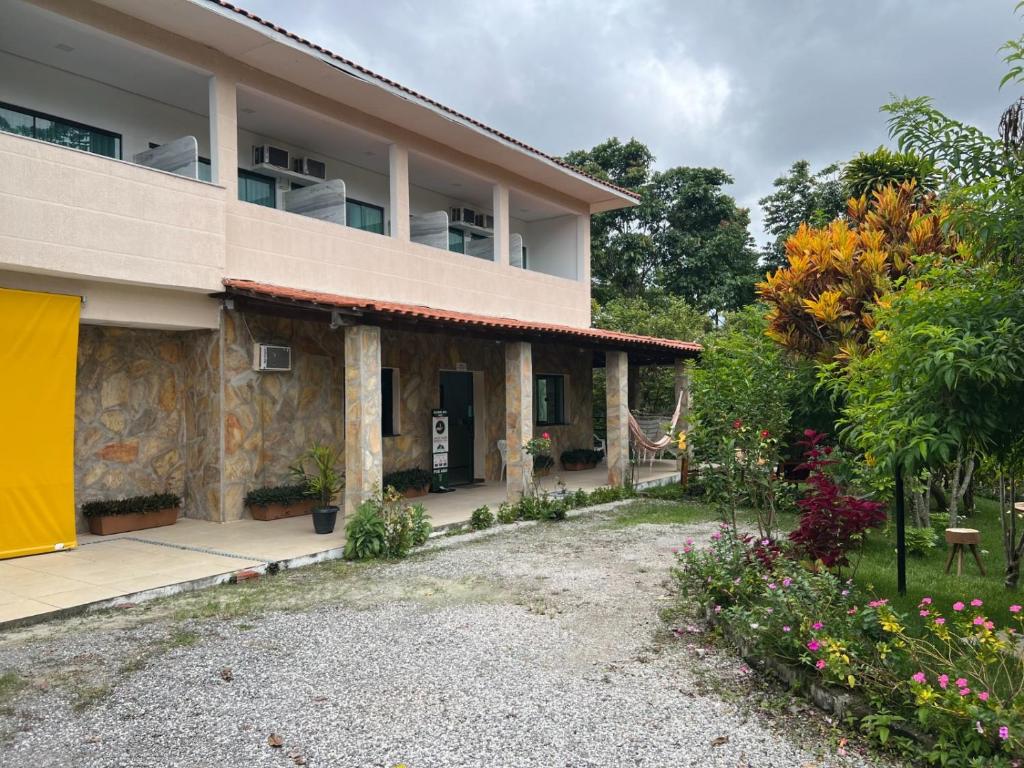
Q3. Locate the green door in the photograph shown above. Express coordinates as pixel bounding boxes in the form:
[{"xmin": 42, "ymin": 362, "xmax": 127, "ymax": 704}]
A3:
[{"xmin": 439, "ymin": 371, "xmax": 474, "ymax": 485}]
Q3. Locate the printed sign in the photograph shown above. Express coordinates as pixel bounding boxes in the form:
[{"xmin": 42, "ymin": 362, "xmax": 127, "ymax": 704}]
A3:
[{"xmin": 431, "ymin": 409, "xmax": 449, "ymax": 491}]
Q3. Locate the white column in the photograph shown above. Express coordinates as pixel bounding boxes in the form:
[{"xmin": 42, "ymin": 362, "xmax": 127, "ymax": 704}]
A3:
[
  {"xmin": 389, "ymin": 144, "xmax": 410, "ymax": 241},
  {"xmin": 674, "ymin": 358, "xmax": 690, "ymax": 438},
  {"xmin": 208, "ymin": 75, "xmax": 237, "ymax": 197},
  {"xmin": 606, "ymin": 351, "xmax": 629, "ymax": 487},
  {"xmin": 492, "ymin": 183, "xmax": 509, "ymax": 265},
  {"xmin": 576, "ymin": 213, "xmax": 591, "ymax": 285},
  {"xmin": 344, "ymin": 325, "xmax": 383, "ymax": 517},
  {"xmin": 505, "ymin": 341, "xmax": 533, "ymax": 500}
]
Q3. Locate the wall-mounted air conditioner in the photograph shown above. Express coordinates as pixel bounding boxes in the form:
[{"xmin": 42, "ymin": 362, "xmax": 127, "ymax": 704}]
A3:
[
  {"xmin": 292, "ymin": 157, "xmax": 326, "ymax": 179},
  {"xmin": 252, "ymin": 144, "xmax": 290, "ymax": 169},
  {"xmin": 252, "ymin": 343, "xmax": 292, "ymax": 372},
  {"xmin": 450, "ymin": 207, "xmax": 477, "ymax": 226}
]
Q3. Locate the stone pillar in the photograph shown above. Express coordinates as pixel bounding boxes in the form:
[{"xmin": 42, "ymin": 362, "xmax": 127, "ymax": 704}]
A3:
[
  {"xmin": 344, "ymin": 325, "xmax": 383, "ymax": 516},
  {"xmin": 388, "ymin": 144, "xmax": 410, "ymax": 241},
  {"xmin": 208, "ymin": 75, "xmax": 237, "ymax": 197},
  {"xmin": 674, "ymin": 358, "xmax": 690, "ymax": 437},
  {"xmin": 492, "ymin": 183, "xmax": 509, "ymax": 265},
  {"xmin": 505, "ymin": 341, "xmax": 533, "ymax": 500},
  {"xmin": 606, "ymin": 351, "xmax": 629, "ymax": 487}
]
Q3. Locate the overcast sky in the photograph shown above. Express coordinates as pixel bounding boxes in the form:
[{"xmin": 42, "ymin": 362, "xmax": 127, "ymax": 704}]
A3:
[{"xmin": 243, "ymin": 0, "xmax": 1017, "ymax": 245}]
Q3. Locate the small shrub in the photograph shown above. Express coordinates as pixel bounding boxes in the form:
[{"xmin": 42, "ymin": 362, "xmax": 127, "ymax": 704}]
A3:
[
  {"xmin": 905, "ymin": 526, "xmax": 938, "ymax": 557},
  {"xmin": 244, "ymin": 483, "xmax": 309, "ymax": 508},
  {"xmin": 409, "ymin": 504, "xmax": 432, "ymax": 545},
  {"xmin": 930, "ymin": 512, "xmax": 951, "ymax": 536},
  {"xmin": 382, "ymin": 468, "xmax": 432, "ymax": 493},
  {"xmin": 496, "ymin": 502, "xmax": 516, "ymax": 524},
  {"xmin": 343, "ymin": 503, "xmax": 387, "ymax": 560},
  {"xmin": 81, "ymin": 492, "xmax": 181, "ymax": 518},
  {"xmin": 517, "ymin": 496, "xmax": 544, "ymax": 520},
  {"xmin": 565, "ymin": 488, "xmax": 589, "ymax": 509},
  {"xmin": 470, "ymin": 505, "xmax": 495, "ymax": 530}
]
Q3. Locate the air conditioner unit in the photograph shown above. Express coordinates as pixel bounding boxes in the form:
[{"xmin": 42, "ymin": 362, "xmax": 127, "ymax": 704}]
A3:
[
  {"xmin": 450, "ymin": 207, "xmax": 477, "ymax": 225},
  {"xmin": 483, "ymin": 214, "xmax": 494, "ymax": 229},
  {"xmin": 252, "ymin": 343, "xmax": 292, "ymax": 372},
  {"xmin": 252, "ymin": 144, "xmax": 290, "ymax": 169},
  {"xmin": 293, "ymin": 156, "xmax": 326, "ymax": 179}
]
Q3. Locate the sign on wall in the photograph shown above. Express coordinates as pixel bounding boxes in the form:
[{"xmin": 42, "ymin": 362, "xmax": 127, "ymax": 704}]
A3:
[{"xmin": 431, "ymin": 409, "xmax": 452, "ymax": 492}]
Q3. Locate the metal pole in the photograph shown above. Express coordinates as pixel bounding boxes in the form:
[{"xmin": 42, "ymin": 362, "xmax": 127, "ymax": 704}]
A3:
[{"xmin": 895, "ymin": 466, "xmax": 907, "ymax": 596}]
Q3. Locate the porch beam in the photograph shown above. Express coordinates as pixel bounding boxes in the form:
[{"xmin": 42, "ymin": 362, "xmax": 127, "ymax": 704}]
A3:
[
  {"xmin": 208, "ymin": 74, "xmax": 237, "ymax": 197},
  {"xmin": 344, "ymin": 325, "xmax": 383, "ymax": 517},
  {"xmin": 505, "ymin": 341, "xmax": 533, "ymax": 500},
  {"xmin": 493, "ymin": 183, "xmax": 510, "ymax": 266},
  {"xmin": 606, "ymin": 350, "xmax": 629, "ymax": 486},
  {"xmin": 674, "ymin": 358, "xmax": 690, "ymax": 437}
]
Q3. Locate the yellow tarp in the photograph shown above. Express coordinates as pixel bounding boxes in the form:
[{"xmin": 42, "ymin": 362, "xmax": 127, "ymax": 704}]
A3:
[{"xmin": 0, "ymin": 287, "xmax": 80, "ymax": 560}]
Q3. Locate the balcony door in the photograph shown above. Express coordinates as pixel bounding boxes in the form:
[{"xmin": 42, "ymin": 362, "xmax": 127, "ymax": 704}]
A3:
[{"xmin": 439, "ymin": 371, "xmax": 474, "ymax": 486}]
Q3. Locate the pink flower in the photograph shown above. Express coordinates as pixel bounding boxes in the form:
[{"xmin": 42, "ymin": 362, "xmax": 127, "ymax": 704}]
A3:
[
  {"xmin": 868, "ymin": 599, "xmax": 888, "ymax": 608},
  {"xmin": 938, "ymin": 674, "xmax": 949, "ymax": 689},
  {"xmin": 710, "ymin": 532, "xmax": 722, "ymax": 541},
  {"xmin": 953, "ymin": 601, "xmax": 965, "ymax": 612},
  {"xmin": 935, "ymin": 617, "xmax": 946, "ymax": 625},
  {"xmin": 816, "ymin": 659, "xmax": 826, "ymax": 670},
  {"xmin": 1000, "ymin": 726, "xmax": 1009, "ymax": 741},
  {"xmin": 782, "ymin": 625, "xmax": 791, "ymax": 633},
  {"xmin": 782, "ymin": 578, "xmax": 792, "ymax": 587},
  {"xmin": 767, "ymin": 583, "xmax": 777, "ymax": 590},
  {"xmin": 919, "ymin": 610, "xmax": 930, "ymax": 617},
  {"xmin": 732, "ymin": 419, "xmax": 743, "ymax": 430},
  {"xmin": 973, "ymin": 616, "xmax": 984, "ymax": 626},
  {"xmin": 847, "ymin": 608, "xmax": 857, "ymax": 615},
  {"xmin": 920, "ymin": 597, "xmax": 932, "ymax": 605},
  {"xmin": 841, "ymin": 589, "xmax": 849, "ymax": 597},
  {"xmin": 959, "ymin": 687, "xmax": 971, "ymax": 696},
  {"xmin": 911, "ymin": 672, "xmax": 926, "ymax": 684},
  {"xmin": 978, "ymin": 691, "xmax": 990, "ymax": 702},
  {"xmin": 812, "ymin": 621, "xmax": 824, "ymax": 631},
  {"xmin": 970, "ymin": 599, "xmax": 983, "ymax": 608},
  {"xmin": 984, "ymin": 620, "xmax": 994, "ymax": 630},
  {"xmin": 955, "ymin": 678, "xmax": 968, "ymax": 688},
  {"xmin": 1011, "ymin": 605, "xmax": 1022, "ymax": 614},
  {"xmin": 714, "ymin": 605, "xmax": 722, "ymax": 614},
  {"xmin": 807, "ymin": 640, "xmax": 820, "ymax": 652}
]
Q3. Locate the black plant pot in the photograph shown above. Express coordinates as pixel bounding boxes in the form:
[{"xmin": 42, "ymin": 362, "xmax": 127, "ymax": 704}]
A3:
[{"xmin": 312, "ymin": 505, "xmax": 339, "ymax": 534}]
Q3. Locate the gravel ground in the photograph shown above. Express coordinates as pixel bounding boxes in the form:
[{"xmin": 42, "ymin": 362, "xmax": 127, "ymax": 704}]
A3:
[{"xmin": 0, "ymin": 504, "xmax": 896, "ymax": 768}]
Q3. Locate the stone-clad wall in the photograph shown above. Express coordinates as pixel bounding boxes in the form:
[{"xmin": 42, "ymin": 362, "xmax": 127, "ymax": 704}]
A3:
[
  {"xmin": 220, "ymin": 310, "xmax": 345, "ymax": 521},
  {"xmin": 183, "ymin": 328, "xmax": 221, "ymax": 521},
  {"xmin": 532, "ymin": 343, "xmax": 594, "ymax": 468},
  {"xmin": 74, "ymin": 326, "xmax": 187, "ymax": 530}
]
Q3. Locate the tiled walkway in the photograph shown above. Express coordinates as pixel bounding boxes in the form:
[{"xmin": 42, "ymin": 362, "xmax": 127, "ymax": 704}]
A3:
[{"xmin": 0, "ymin": 460, "xmax": 679, "ymax": 627}]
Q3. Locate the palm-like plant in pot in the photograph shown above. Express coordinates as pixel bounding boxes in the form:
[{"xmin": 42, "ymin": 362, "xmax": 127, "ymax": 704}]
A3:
[{"xmin": 290, "ymin": 443, "xmax": 344, "ymax": 534}]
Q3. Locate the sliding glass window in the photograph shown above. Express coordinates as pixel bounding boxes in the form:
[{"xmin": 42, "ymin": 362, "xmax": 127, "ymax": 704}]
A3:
[
  {"xmin": 0, "ymin": 102, "xmax": 121, "ymax": 159},
  {"xmin": 238, "ymin": 169, "xmax": 277, "ymax": 208},
  {"xmin": 346, "ymin": 199, "xmax": 385, "ymax": 234}
]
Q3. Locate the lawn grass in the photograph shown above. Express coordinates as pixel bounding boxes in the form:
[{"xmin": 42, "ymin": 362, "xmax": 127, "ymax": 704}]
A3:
[{"xmin": 610, "ymin": 499, "xmax": 721, "ymax": 527}]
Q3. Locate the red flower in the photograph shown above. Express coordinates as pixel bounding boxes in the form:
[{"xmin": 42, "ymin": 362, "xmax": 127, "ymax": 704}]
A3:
[
  {"xmin": 542, "ymin": 432, "xmax": 550, "ymax": 440},
  {"xmin": 760, "ymin": 430, "xmax": 770, "ymax": 439},
  {"xmin": 732, "ymin": 419, "xmax": 743, "ymax": 430}
]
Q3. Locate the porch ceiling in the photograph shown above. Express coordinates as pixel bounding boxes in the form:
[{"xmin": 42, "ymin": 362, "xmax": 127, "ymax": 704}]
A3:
[{"xmin": 218, "ymin": 279, "xmax": 701, "ymax": 365}]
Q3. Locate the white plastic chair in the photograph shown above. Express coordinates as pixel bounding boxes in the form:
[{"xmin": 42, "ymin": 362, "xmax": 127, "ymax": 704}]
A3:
[
  {"xmin": 593, "ymin": 434, "xmax": 606, "ymax": 464},
  {"xmin": 497, "ymin": 439, "xmax": 508, "ymax": 480}
]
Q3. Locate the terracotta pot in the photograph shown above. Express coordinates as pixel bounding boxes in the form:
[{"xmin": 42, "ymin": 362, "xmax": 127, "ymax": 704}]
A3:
[
  {"xmin": 563, "ymin": 461, "xmax": 598, "ymax": 472},
  {"xmin": 401, "ymin": 485, "xmax": 430, "ymax": 499},
  {"xmin": 87, "ymin": 506, "xmax": 179, "ymax": 536},
  {"xmin": 248, "ymin": 498, "xmax": 316, "ymax": 521}
]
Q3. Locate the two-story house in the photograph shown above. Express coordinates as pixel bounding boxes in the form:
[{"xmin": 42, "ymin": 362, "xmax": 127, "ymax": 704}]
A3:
[{"xmin": 0, "ymin": 0, "xmax": 699, "ymax": 562}]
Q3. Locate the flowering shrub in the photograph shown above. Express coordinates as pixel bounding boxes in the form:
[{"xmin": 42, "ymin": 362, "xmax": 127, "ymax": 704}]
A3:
[
  {"xmin": 788, "ymin": 430, "xmax": 887, "ymax": 568},
  {"xmin": 673, "ymin": 526, "xmax": 1024, "ymax": 764}
]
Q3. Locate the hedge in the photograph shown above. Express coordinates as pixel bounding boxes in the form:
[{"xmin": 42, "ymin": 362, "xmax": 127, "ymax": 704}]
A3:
[
  {"xmin": 81, "ymin": 492, "xmax": 182, "ymax": 518},
  {"xmin": 244, "ymin": 483, "xmax": 311, "ymax": 508}
]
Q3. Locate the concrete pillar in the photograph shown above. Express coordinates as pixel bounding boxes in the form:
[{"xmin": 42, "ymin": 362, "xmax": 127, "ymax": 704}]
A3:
[
  {"xmin": 505, "ymin": 341, "xmax": 533, "ymax": 500},
  {"xmin": 388, "ymin": 144, "xmax": 410, "ymax": 241},
  {"xmin": 606, "ymin": 351, "xmax": 629, "ymax": 486},
  {"xmin": 208, "ymin": 75, "xmax": 237, "ymax": 197},
  {"xmin": 576, "ymin": 213, "xmax": 590, "ymax": 285},
  {"xmin": 492, "ymin": 183, "xmax": 509, "ymax": 265},
  {"xmin": 344, "ymin": 325, "xmax": 383, "ymax": 517},
  {"xmin": 674, "ymin": 358, "xmax": 690, "ymax": 437}
]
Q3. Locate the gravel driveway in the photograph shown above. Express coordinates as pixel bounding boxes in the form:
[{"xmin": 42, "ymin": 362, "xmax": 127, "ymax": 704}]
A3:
[{"xmin": 0, "ymin": 503, "xmax": 894, "ymax": 768}]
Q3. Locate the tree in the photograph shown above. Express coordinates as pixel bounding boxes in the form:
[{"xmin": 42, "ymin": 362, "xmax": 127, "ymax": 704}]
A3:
[
  {"xmin": 842, "ymin": 146, "xmax": 938, "ymax": 200},
  {"xmin": 563, "ymin": 138, "xmax": 760, "ymax": 314},
  {"xmin": 758, "ymin": 160, "xmax": 846, "ymax": 271},
  {"xmin": 756, "ymin": 182, "xmax": 960, "ymax": 363}
]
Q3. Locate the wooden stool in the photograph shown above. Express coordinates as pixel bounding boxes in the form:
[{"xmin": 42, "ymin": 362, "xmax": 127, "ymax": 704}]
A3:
[{"xmin": 944, "ymin": 528, "xmax": 985, "ymax": 576}]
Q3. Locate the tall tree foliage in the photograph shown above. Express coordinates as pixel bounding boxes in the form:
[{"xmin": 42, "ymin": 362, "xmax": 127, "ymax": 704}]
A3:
[{"xmin": 563, "ymin": 138, "xmax": 759, "ymax": 314}]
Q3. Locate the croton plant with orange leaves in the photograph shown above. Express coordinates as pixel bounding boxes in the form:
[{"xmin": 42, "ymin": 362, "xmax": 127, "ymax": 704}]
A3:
[{"xmin": 756, "ymin": 181, "xmax": 964, "ymax": 363}]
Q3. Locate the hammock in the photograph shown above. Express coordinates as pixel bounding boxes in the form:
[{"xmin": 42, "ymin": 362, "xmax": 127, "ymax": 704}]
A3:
[{"xmin": 628, "ymin": 391, "xmax": 685, "ymax": 468}]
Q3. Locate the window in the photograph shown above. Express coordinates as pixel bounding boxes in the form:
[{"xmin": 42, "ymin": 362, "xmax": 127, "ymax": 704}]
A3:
[
  {"xmin": 535, "ymin": 374, "xmax": 566, "ymax": 426},
  {"xmin": 347, "ymin": 198, "xmax": 385, "ymax": 234},
  {"xmin": 149, "ymin": 143, "xmax": 211, "ymax": 181},
  {"xmin": 522, "ymin": 246, "xmax": 529, "ymax": 269},
  {"xmin": 382, "ymin": 368, "xmax": 400, "ymax": 436},
  {"xmin": 238, "ymin": 168, "xmax": 276, "ymax": 208},
  {"xmin": 0, "ymin": 102, "xmax": 121, "ymax": 159},
  {"xmin": 448, "ymin": 227, "xmax": 465, "ymax": 254}
]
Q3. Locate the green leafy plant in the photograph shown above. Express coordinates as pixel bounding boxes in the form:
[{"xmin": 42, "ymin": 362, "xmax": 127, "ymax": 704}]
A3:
[
  {"xmin": 496, "ymin": 502, "xmax": 516, "ymax": 524},
  {"xmin": 290, "ymin": 443, "xmax": 343, "ymax": 508},
  {"xmin": 905, "ymin": 526, "xmax": 938, "ymax": 557},
  {"xmin": 243, "ymin": 483, "xmax": 310, "ymax": 508},
  {"xmin": 382, "ymin": 468, "xmax": 432, "ymax": 493},
  {"xmin": 342, "ymin": 503, "xmax": 387, "ymax": 560},
  {"xmin": 470, "ymin": 505, "xmax": 494, "ymax": 530},
  {"xmin": 81, "ymin": 492, "xmax": 181, "ymax": 518},
  {"xmin": 409, "ymin": 503, "xmax": 432, "ymax": 546}
]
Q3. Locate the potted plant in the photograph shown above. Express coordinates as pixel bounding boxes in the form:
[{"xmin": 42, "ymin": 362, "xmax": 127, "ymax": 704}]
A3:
[
  {"xmin": 290, "ymin": 443, "xmax": 344, "ymax": 534},
  {"xmin": 81, "ymin": 492, "xmax": 181, "ymax": 536},
  {"xmin": 525, "ymin": 432, "xmax": 554, "ymax": 477},
  {"xmin": 382, "ymin": 467, "xmax": 433, "ymax": 499},
  {"xmin": 560, "ymin": 448, "xmax": 603, "ymax": 471},
  {"xmin": 244, "ymin": 482, "xmax": 315, "ymax": 521}
]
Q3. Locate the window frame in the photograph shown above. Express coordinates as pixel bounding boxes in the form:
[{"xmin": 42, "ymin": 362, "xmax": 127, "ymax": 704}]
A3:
[
  {"xmin": 237, "ymin": 167, "xmax": 278, "ymax": 208},
  {"xmin": 0, "ymin": 100, "xmax": 122, "ymax": 159},
  {"xmin": 534, "ymin": 373, "xmax": 568, "ymax": 426},
  {"xmin": 346, "ymin": 197, "xmax": 385, "ymax": 235}
]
